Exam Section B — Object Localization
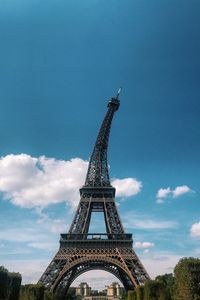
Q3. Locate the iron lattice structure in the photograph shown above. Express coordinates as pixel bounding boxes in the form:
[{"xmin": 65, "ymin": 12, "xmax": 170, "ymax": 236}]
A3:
[{"xmin": 39, "ymin": 91, "xmax": 150, "ymax": 298}]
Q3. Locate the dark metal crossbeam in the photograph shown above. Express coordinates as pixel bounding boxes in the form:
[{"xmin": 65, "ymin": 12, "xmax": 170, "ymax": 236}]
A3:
[{"xmin": 60, "ymin": 233, "xmax": 132, "ymax": 240}]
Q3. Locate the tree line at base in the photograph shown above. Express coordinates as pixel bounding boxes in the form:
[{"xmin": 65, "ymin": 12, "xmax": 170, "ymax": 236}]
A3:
[{"xmin": 0, "ymin": 257, "xmax": 200, "ymax": 300}]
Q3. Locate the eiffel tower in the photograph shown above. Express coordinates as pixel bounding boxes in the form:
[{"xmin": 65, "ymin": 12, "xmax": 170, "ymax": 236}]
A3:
[{"xmin": 39, "ymin": 90, "xmax": 150, "ymax": 298}]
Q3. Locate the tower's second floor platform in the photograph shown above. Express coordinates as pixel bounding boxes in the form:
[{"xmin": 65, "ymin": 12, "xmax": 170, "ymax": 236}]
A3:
[{"xmin": 60, "ymin": 233, "xmax": 133, "ymax": 248}]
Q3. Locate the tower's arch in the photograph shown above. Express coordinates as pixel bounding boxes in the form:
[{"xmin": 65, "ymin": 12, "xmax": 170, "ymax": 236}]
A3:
[{"xmin": 52, "ymin": 255, "xmax": 137, "ymax": 296}]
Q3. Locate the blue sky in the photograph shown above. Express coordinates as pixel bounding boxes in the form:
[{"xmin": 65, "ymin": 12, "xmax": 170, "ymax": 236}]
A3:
[{"xmin": 0, "ymin": 0, "xmax": 200, "ymax": 290}]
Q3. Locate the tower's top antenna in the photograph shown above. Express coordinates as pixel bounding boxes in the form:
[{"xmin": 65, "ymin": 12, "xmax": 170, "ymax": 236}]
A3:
[{"xmin": 116, "ymin": 87, "xmax": 122, "ymax": 99}]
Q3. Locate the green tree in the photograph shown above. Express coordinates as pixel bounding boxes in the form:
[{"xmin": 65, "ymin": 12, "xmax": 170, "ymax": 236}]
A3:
[
  {"xmin": 128, "ymin": 290, "xmax": 136, "ymax": 300},
  {"xmin": 20, "ymin": 284, "xmax": 45, "ymax": 300},
  {"xmin": 20, "ymin": 285, "xmax": 27, "ymax": 300},
  {"xmin": 66, "ymin": 287, "xmax": 76, "ymax": 300},
  {"xmin": 136, "ymin": 285, "xmax": 144, "ymax": 300},
  {"xmin": 7, "ymin": 272, "xmax": 22, "ymax": 300},
  {"xmin": 174, "ymin": 257, "xmax": 200, "ymax": 300},
  {"xmin": 0, "ymin": 266, "xmax": 8, "ymax": 300},
  {"xmin": 44, "ymin": 290, "xmax": 55, "ymax": 300},
  {"xmin": 155, "ymin": 274, "xmax": 175, "ymax": 300},
  {"xmin": 144, "ymin": 280, "xmax": 166, "ymax": 300},
  {"xmin": 121, "ymin": 289, "xmax": 127, "ymax": 300}
]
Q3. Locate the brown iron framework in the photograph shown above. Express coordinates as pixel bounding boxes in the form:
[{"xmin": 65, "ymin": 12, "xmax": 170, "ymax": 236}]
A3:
[{"xmin": 38, "ymin": 90, "xmax": 150, "ymax": 298}]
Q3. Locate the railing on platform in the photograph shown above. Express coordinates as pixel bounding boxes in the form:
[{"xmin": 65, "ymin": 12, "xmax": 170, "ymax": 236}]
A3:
[{"xmin": 60, "ymin": 233, "xmax": 132, "ymax": 241}]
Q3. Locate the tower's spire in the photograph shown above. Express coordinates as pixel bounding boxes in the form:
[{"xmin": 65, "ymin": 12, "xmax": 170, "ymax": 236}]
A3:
[
  {"xmin": 116, "ymin": 87, "xmax": 122, "ymax": 99},
  {"xmin": 84, "ymin": 90, "xmax": 120, "ymax": 187}
]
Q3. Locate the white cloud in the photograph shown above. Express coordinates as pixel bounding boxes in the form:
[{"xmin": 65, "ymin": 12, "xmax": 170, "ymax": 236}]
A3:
[
  {"xmin": 172, "ymin": 185, "xmax": 191, "ymax": 197},
  {"xmin": 124, "ymin": 213, "xmax": 178, "ymax": 230},
  {"xmin": 72, "ymin": 270, "xmax": 121, "ymax": 290},
  {"xmin": 0, "ymin": 217, "xmax": 66, "ymax": 246},
  {"xmin": 28, "ymin": 242, "xmax": 57, "ymax": 250},
  {"xmin": 156, "ymin": 185, "xmax": 192, "ymax": 203},
  {"xmin": 156, "ymin": 198, "xmax": 164, "ymax": 204},
  {"xmin": 142, "ymin": 253, "xmax": 183, "ymax": 278},
  {"xmin": 0, "ymin": 228, "xmax": 46, "ymax": 243},
  {"xmin": 157, "ymin": 187, "xmax": 171, "ymax": 199},
  {"xmin": 112, "ymin": 177, "xmax": 142, "ymax": 197},
  {"xmin": 35, "ymin": 209, "xmax": 69, "ymax": 234},
  {"xmin": 132, "ymin": 220, "xmax": 177, "ymax": 230},
  {"xmin": 143, "ymin": 249, "xmax": 150, "ymax": 254},
  {"xmin": 190, "ymin": 221, "xmax": 200, "ymax": 238},
  {"xmin": 0, "ymin": 154, "xmax": 88, "ymax": 208},
  {"xmin": 194, "ymin": 248, "xmax": 200, "ymax": 255},
  {"xmin": 134, "ymin": 241, "xmax": 155, "ymax": 249},
  {"xmin": 50, "ymin": 219, "xmax": 68, "ymax": 233},
  {"xmin": 0, "ymin": 154, "xmax": 141, "ymax": 209},
  {"xmin": 2, "ymin": 259, "xmax": 49, "ymax": 284},
  {"xmin": 0, "ymin": 247, "xmax": 32, "ymax": 255}
]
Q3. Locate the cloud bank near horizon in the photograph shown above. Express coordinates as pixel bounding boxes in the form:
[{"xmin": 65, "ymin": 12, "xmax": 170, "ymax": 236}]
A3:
[{"xmin": 0, "ymin": 154, "xmax": 142, "ymax": 209}]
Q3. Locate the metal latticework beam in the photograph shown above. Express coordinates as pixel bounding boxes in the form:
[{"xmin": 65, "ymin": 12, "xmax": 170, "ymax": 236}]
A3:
[
  {"xmin": 84, "ymin": 96, "xmax": 120, "ymax": 187},
  {"xmin": 69, "ymin": 198, "xmax": 124, "ymax": 235},
  {"xmin": 39, "ymin": 243, "xmax": 150, "ymax": 298}
]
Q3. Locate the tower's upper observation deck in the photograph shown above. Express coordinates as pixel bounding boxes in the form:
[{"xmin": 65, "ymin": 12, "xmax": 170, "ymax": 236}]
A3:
[{"xmin": 107, "ymin": 87, "xmax": 121, "ymax": 111}]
